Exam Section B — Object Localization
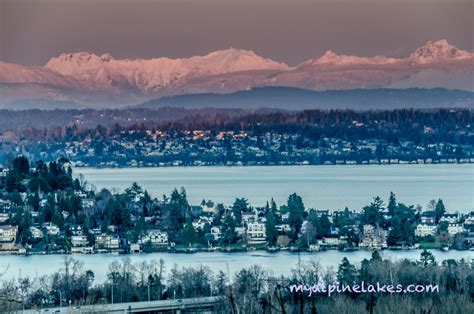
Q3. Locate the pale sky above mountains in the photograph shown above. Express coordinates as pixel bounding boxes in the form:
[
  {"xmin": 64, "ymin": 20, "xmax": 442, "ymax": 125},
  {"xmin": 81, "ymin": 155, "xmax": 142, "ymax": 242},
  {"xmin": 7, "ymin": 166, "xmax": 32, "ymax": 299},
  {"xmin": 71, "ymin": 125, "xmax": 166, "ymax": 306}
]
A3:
[{"xmin": 1, "ymin": 0, "xmax": 472, "ymax": 66}]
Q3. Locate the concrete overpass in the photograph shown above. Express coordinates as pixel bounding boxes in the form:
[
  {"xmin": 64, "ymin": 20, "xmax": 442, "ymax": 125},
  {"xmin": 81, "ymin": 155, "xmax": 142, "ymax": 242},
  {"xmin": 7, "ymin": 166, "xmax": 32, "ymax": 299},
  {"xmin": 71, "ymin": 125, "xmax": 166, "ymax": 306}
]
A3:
[{"xmin": 16, "ymin": 296, "xmax": 224, "ymax": 313}]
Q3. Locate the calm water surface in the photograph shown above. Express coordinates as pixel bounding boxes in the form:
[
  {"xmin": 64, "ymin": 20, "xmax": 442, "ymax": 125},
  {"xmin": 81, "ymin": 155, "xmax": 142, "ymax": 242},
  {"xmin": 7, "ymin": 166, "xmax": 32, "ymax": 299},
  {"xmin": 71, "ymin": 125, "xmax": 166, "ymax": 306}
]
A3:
[
  {"xmin": 75, "ymin": 164, "xmax": 473, "ymax": 212},
  {"xmin": 1, "ymin": 250, "xmax": 473, "ymax": 283}
]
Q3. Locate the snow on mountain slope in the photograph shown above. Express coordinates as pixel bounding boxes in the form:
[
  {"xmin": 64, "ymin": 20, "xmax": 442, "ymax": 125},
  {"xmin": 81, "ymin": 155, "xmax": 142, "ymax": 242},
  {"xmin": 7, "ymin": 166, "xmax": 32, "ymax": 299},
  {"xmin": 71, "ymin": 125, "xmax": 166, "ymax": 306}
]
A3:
[
  {"xmin": 0, "ymin": 61, "xmax": 78, "ymax": 86},
  {"xmin": 409, "ymin": 39, "xmax": 473, "ymax": 64},
  {"xmin": 45, "ymin": 49, "xmax": 288, "ymax": 93},
  {"xmin": 0, "ymin": 40, "xmax": 472, "ymax": 108},
  {"xmin": 303, "ymin": 50, "xmax": 400, "ymax": 66}
]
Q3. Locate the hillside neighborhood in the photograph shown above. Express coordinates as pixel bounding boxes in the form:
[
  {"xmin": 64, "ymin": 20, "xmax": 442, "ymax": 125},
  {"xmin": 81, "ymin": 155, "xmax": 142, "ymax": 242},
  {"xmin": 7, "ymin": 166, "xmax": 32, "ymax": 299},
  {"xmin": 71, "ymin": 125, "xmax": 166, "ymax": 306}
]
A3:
[
  {"xmin": 0, "ymin": 157, "xmax": 473, "ymax": 255},
  {"xmin": 1, "ymin": 108, "xmax": 472, "ymax": 168}
]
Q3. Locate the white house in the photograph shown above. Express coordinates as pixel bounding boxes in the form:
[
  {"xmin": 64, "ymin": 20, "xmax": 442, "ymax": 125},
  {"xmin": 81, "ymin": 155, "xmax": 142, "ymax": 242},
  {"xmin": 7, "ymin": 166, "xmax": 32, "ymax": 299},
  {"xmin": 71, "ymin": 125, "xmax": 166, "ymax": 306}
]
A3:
[
  {"xmin": 447, "ymin": 223, "xmax": 465, "ymax": 235},
  {"xmin": 139, "ymin": 230, "xmax": 168, "ymax": 246},
  {"xmin": 71, "ymin": 235, "xmax": 89, "ymax": 247},
  {"xmin": 192, "ymin": 216, "xmax": 212, "ymax": 230},
  {"xmin": 95, "ymin": 234, "xmax": 120, "ymax": 250},
  {"xmin": 0, "ymin": 225, "xmax": 17, "ymax": 250},
  {"xmin": 275, "ymin": 224, "xmax": 291, "ymax": 232},
  {"xmin": 0, "ymin": 213, "xmax": 9, "ymax": 223},
  {"xmin": 43, "ymin": 222, "xmax": 60, "ymax": 236},
  {"xmin": 319, "ymin": 237, "xmax": 346, "ymax": 247},
  {"xmin": 415, "ymin": 224, "xmax": 437, "ymax": 237},
  {"xmin": 29, "ymin": 226, "xmax": 44, "ymax": 239},
  {"xmin": 210, "ymin": 226, "xmax": 222, "ymax": 241},
  {"xmin": 440, "ymin": 214, "xmax": 460, "ymax": 224},
  {"xmin": 246, "ymin": 222, "xmax": 266, "ymax": 244}
]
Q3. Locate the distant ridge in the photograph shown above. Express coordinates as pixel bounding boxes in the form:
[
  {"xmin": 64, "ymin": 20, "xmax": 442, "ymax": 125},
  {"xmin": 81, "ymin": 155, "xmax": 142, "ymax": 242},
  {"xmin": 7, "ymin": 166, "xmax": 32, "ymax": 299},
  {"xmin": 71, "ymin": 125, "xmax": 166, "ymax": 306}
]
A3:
[
  {"xmin": 4, "ymin": 99, "xmax": 82, "ymax": 110},
  {"xmin": 137, "ymin": 87, "xmax": 473, "ymax": 110}
]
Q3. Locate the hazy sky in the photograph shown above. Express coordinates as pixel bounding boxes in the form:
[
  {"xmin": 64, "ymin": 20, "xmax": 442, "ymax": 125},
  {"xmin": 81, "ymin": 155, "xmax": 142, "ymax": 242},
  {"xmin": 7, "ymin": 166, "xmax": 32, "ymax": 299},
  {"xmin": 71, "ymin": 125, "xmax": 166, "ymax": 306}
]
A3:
[{"xmin": 1, "ymin": 0, "xmax": 473, "ymax": 66}]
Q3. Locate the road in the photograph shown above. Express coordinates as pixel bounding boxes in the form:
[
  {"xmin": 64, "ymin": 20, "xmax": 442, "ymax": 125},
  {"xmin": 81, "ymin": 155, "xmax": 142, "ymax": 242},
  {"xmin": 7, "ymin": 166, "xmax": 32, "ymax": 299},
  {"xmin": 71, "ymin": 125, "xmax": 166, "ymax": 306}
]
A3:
[{"xmin": 15, "ymin": 296, "xmax": 223, "ymax": 313}]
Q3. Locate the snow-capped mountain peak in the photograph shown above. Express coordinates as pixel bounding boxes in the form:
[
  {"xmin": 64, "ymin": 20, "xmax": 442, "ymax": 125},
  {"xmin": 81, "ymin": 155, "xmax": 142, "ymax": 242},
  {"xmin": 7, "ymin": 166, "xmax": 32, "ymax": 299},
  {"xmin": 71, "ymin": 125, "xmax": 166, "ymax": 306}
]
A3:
[
  {"xmin": 409, "ymin": 39, "xmax": 473, "ymax": 63},
  {"xmin": 305, "ymin": 50, "xmax": 399, "ymax": 66}
]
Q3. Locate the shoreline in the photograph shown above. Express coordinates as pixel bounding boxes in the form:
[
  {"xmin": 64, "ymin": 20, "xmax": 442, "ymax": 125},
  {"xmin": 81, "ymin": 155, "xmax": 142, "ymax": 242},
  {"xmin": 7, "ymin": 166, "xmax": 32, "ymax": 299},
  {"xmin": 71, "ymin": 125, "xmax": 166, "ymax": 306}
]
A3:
[
  {"xmin": 1, "ymin": 246, "xmax": 472, "ymax": 257},
  {"xmin": 72, "ymin": 160, "xmax": 474, "ymax": 169}
]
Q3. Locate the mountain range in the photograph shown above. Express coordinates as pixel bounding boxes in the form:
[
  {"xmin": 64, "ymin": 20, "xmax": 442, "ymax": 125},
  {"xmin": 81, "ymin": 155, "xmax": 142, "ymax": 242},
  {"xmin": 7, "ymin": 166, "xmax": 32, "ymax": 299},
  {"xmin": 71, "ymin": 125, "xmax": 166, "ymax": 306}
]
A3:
[{"xmin": 0, "ymin": 39, "xmax": 473, "ymax": 109}]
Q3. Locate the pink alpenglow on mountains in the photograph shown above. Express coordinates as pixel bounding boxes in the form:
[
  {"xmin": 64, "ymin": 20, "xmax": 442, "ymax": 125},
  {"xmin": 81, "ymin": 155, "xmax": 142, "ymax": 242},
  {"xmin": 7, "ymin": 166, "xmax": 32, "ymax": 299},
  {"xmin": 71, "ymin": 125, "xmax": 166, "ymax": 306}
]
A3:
[{"xmin": 0, "ymin": 40, "xmax": 472, "ymax": 108}]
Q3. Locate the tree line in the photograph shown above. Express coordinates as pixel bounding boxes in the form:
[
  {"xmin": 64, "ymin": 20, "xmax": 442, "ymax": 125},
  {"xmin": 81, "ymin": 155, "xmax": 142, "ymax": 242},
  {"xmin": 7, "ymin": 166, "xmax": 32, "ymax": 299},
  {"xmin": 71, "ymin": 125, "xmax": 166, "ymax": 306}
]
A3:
[{"xmin": 1, "ymin": 250, "xmax": 472, "ymax": 313}]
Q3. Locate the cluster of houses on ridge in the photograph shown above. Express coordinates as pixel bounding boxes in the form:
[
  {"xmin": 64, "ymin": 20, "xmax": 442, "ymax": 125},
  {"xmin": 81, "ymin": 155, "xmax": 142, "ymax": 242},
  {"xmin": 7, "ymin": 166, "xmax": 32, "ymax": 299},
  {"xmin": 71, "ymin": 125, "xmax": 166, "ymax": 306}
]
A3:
[{"xmin": 5, "ymin": 129, "xmax": 472, "ymax": 168}]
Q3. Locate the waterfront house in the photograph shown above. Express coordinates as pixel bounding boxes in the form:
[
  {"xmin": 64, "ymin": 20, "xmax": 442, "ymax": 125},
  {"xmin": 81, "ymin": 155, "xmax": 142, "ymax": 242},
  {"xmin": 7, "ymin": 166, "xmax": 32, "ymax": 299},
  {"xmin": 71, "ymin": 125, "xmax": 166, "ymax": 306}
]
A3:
[
  {"xmin": 360, "ymin": 224, "xmax": 387, "ymax": 249},
  {"xmin": 0, "ymin": 212, "xmax": 9, "ymax": 223},
  {"xmin": 130, "ymin": 243, "xmax": 141, "ymax": 253},
  {"xmin": 71, "ymin": 235, "xmax": 89, "ymax": 247},
  {"xmin": 138, "ymin": 230, "xmax": 169, "ymax": 247},
  {"xmin": 246, "ymin": 222, "xmax": 266, "ymax": 245},
  {"xmin": 43, "ymin": 222, "xmax": 60, "ymax": 236},
  {"xmin": 447, "ymin": 223, "xmax": 465, "ymax": 235},
  {"xmin": 95, "ymin": 234, "xmax": 120, "ymax": 250},
  {"xmin": 0, "ymin": 225, "xmax": 17, "ymax": 251},
  {"xmin": 319, "ymin": 237, "xmax": 346, "ymax": 248},
  {"xmin": 29, "ymin": 226, "xmax": 44, "ymax": 239},
  {"xmin": 415, "ymin": 224, "xmax": 437, "ymax": 237}
]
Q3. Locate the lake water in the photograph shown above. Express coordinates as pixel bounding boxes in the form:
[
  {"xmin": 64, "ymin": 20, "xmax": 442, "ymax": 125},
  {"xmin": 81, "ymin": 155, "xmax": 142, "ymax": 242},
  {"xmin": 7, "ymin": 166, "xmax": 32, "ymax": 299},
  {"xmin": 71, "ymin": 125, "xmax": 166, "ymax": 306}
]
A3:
[
  {"xmin": 1, "ymin": 250, "xmax": 473, "ymax": 283},
  {"xmin": 75, "ymin": 164, "xmax": 473, "ymax": 212}
]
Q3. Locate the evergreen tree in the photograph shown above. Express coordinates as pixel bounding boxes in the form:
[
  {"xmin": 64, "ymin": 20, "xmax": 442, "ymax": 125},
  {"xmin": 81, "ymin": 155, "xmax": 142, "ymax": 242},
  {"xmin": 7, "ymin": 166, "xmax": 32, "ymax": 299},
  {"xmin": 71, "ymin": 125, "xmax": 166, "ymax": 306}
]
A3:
[
  {"xmin": 337, "ymin": 257, "xmax": 357, "ymax": 284},
  {"xmin": 232, "ymin": 198, "xmax": 248, "ymax": 225},
  {"xmin": 318, "ymin": 214, "xmax": 331, "ymax": 238},
  {"xmin": 182, "ymin": 219, "xmax": 198, "ymax": 245},
  {"xmin": 222, "ymin": 214, "xmax": 237, "ymax": 245},
  {"xmin": 418, "ymin": 249, "xmax": 436, "ymax": 267},
  {"xmin": 265, "ymin": 210, "xmax": 277, "ymax": 246},
  {"xmin": 12, "ymin": 156, "xmax": 30, "ymax": 177},
  {"xmin": 434, "ymin": 199, "xmax": 446, "ymax": 223},
  {"xmin": 361, "ymin": 196, "xmax": 384, "ymax": 226},
  {"xmin": 387, "ymin": 192, "xmax": 397, "ymax": 217},
  {"xmin": 371, "ymin": 250, "xmax": 382, "ymax": 262},
  {"xmin": 27, "ymin": 192, "xmax": 40, "ymax": 211},
  {"xmin": 287, "ymin": 193, "xmax": 305, "ymax": 240}
]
